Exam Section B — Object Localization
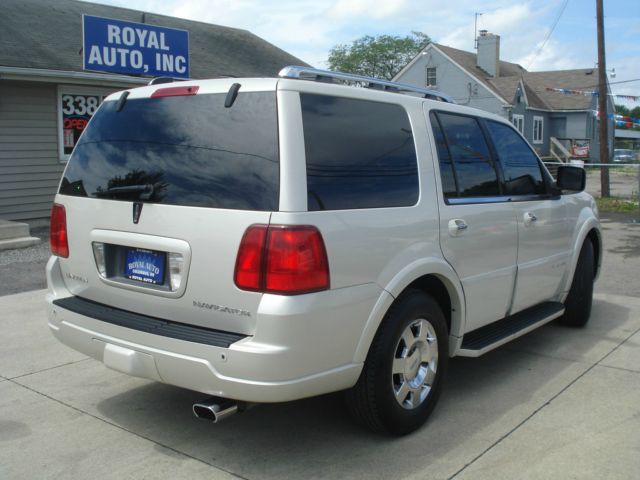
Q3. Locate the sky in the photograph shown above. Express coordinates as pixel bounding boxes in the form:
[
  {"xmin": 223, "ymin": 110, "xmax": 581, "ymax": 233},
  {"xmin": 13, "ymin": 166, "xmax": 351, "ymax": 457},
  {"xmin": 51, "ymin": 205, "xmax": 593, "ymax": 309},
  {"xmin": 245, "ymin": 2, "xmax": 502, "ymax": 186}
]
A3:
[{"xmin": 89, "ymin": 0, "xmax": 640, "ymax": 105}]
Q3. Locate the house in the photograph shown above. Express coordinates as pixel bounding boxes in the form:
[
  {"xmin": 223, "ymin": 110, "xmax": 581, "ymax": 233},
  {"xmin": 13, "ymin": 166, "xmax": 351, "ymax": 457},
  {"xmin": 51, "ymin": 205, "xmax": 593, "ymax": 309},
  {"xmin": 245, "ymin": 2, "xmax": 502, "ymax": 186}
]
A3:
[
  {"xmin": 393, "ymin": 31, "xmax": 614, "ymax": 162},
  {"xmin": 0, "ymin": 0, "xmax": 307, "ymax": 221}
]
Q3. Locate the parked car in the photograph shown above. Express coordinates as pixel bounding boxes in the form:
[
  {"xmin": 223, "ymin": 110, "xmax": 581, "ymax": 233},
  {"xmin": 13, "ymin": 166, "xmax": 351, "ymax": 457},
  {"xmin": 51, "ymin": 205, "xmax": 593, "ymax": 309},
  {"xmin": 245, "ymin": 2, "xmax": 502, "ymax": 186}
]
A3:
[
  {"xmin": 47, "ymin": 67, "xmax": 601, "ymax": 435},
  {"xmin": 613, "ymin": 148, "xmax": 635, "ymax": 163}
]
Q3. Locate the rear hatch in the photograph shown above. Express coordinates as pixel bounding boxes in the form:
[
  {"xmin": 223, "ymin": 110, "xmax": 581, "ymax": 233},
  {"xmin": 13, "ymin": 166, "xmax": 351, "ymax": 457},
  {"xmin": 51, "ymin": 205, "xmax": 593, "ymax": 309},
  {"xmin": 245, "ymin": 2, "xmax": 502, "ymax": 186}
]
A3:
[{"xmin": 54, "ymin": 80, "xmax": 279, "ymax": 335}]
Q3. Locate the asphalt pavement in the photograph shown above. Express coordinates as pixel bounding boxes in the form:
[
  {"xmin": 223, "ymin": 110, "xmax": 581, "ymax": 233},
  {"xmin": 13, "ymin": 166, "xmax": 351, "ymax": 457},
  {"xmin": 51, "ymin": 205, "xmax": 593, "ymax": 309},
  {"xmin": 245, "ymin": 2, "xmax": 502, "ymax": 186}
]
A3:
[{"xmin": 0, "ymin": 213, "xmax": 639, "ymax": 479}]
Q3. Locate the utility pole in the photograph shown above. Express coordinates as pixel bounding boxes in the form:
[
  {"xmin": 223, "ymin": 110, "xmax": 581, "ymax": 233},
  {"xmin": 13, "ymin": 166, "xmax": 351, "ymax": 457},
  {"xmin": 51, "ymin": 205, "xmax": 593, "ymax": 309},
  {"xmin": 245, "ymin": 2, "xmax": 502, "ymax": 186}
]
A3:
[{"xmin": 596, "ymin": 0, "xmax": 610, "ymax": 197}]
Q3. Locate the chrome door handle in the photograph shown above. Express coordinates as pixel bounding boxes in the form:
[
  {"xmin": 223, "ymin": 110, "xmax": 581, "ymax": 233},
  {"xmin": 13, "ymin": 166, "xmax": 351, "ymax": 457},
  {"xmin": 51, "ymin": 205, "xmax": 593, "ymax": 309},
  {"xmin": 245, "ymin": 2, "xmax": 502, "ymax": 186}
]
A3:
[{"xmin": 448, "ymin": 219, "xmax": 468, "ymax": 236}]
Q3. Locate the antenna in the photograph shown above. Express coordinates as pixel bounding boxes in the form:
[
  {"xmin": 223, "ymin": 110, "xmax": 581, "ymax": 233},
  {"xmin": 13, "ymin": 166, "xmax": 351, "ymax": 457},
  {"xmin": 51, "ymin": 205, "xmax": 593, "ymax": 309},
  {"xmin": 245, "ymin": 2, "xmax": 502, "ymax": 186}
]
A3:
[{"xmin": 474, "ymin": 12, "xmax": 483, "ymax": 49}]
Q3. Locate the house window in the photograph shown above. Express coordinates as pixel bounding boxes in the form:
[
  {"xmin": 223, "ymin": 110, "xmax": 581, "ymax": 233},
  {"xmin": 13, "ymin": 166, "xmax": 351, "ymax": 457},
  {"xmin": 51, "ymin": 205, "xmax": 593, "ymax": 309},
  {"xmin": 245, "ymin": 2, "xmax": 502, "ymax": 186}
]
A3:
[
  {"xmin": 512, "ymin": 114, "xmax": 524, "ymax": 134},
  {"xmin": 533, "ymin": 116, "xmax": 544, "ymax": 144},
  {"xmin": 425, "ymin": 67, "xmax": 437, "ymax": 87},
  {"xmin": 57, "ymin": 86, "xmax": 111, "ymax": 162}
]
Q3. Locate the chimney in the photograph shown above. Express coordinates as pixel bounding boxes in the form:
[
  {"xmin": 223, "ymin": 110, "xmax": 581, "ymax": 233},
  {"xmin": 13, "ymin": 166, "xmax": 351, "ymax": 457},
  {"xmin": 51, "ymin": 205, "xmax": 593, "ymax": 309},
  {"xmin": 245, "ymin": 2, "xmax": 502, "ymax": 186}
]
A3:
[{"xmin": 476, "ymin": 30, "xmax": 500, "ymax": 77}]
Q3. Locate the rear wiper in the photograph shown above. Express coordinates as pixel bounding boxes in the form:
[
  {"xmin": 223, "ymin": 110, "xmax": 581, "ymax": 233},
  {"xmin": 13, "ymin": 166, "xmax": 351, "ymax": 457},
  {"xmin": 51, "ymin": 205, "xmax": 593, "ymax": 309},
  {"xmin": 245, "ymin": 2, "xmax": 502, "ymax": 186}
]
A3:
[{"xmin": 93, "ymin": 183, "xmax": 154, "ymax": 200}]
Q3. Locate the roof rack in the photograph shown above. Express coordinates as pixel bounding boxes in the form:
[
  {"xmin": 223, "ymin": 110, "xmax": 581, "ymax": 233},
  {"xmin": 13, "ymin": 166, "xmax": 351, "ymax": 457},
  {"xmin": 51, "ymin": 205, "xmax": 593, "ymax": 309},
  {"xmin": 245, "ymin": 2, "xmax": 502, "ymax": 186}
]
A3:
[{"xmin": 278, "ymin": 66, "xmax": 455, "ymax": 104}]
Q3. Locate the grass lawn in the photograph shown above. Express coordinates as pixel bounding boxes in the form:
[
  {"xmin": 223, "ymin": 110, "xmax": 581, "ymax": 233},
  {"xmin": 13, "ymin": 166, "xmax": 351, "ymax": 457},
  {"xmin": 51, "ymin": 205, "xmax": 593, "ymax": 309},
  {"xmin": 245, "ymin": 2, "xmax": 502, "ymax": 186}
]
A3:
[{"xmin": 595, "ymin": 196, "xmax": 639, "ymax": 213}]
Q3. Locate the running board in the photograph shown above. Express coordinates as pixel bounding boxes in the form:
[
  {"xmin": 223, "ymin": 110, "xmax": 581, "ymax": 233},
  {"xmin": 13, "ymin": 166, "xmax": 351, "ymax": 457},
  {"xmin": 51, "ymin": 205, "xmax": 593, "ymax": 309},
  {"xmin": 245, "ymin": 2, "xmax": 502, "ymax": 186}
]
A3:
[{"xmin": 458, "ymin": 302, "xmax": 565, "ymax": 357}]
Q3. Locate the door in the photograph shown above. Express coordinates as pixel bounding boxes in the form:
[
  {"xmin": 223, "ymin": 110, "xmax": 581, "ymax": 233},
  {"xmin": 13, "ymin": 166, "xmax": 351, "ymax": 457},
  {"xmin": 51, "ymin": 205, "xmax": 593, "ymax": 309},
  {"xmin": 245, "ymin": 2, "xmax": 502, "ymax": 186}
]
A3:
[
  {"xmin": 550, "ymin": 116, "xmax": 567, "ymax": 139},
  {"xmin": 54, "ymin": 87, "xmax": 281, "ymax": 336},
  {"xmin": 429, "ymin": 110, "xmax": 518, "ymax": 332},
  {"xmin": 484, "ymin": 120, "xmax": 573, "ymax": 313}
]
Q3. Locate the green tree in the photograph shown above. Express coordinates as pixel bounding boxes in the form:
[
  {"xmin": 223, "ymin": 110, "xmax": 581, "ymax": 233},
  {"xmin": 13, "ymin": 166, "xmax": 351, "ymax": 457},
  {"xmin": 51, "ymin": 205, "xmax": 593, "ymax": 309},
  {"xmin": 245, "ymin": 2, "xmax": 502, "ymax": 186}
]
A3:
[
  {"xmin": 615, "ymin": 104, "xmax": 630, "ymax": 116},
  {"xmin": 327, "ymin": 32, "xmax": 431, "ymax": 80},
  {"xmin": 630, "ymin": 106, "xmax": 640, "ymax": 119}
]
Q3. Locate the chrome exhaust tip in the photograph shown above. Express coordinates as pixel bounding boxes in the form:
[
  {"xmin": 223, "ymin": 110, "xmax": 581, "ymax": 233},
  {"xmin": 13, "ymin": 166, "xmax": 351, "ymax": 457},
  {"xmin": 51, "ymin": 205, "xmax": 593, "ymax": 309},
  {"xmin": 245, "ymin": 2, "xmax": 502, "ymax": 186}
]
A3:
[{"xmin": 192, "ymin": 397, "xmax": 238, "ymax": 423}]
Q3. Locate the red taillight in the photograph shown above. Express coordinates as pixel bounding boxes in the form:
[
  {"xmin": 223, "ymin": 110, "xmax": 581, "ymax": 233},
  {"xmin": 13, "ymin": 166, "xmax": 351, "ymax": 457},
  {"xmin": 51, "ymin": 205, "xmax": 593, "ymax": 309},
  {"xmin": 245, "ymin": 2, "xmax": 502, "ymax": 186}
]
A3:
[
  {"xmin": 234, "ymin": 225, "xmax": 330, "ymax": 295},
  {"xmin": 50, "ymin": 203, "xmax": 69, "ymax": 258},
  {"xmin": 150, "ymin": 85, "xmax": 199, "ymax": 98},
  {"xmin": 234, "ymin": 224, "xmax": 268, "ymax": 291}
]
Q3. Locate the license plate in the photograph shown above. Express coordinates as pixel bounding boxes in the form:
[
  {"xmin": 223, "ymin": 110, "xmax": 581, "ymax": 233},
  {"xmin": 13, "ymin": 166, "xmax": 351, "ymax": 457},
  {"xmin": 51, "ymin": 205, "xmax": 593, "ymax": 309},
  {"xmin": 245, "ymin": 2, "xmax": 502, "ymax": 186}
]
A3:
[{"xmin": 124, "ymin": 248, "xmax": 165, "ymax": 285}]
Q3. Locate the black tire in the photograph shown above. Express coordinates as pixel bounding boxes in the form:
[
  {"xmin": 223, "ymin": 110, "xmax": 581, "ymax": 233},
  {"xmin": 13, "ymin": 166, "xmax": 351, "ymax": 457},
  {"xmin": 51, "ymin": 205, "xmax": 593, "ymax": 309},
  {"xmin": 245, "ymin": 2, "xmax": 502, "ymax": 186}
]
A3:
[
  {"xmin": 559, "ymin": 240, "xmax": 595, "ymax": 327},
  {"xmin": 346, "ymin": 289, "xmax": 448, "ymax": 435}
]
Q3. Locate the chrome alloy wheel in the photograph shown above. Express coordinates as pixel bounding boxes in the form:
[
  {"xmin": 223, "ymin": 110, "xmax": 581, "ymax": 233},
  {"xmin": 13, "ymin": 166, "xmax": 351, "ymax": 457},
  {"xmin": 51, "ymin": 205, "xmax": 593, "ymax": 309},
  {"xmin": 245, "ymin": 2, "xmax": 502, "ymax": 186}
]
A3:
[{"xmin": 392, "ymin": 318, "xmax": 438, "ymax": 410}]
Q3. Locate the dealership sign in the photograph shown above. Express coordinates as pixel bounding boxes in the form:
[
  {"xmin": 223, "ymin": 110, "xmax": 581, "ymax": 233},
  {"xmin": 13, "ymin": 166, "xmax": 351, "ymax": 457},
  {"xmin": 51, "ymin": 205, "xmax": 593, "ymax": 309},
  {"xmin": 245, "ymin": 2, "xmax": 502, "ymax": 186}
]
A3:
[{"xmin": 83, "ymin": 15, "xmax": 189, "ymax": 78}]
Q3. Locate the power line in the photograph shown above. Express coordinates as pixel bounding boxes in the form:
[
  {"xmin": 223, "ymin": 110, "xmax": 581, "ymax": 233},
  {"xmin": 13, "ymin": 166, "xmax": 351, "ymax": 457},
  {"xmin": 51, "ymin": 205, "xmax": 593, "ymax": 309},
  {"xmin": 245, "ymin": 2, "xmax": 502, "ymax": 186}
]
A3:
[
  {"xmin": 573, "ymin": 77, "xmax": 640, "ymax": 89},
  {"xmin": 526, "ymin": 0, "xmax": 570, "ymax": 70}
]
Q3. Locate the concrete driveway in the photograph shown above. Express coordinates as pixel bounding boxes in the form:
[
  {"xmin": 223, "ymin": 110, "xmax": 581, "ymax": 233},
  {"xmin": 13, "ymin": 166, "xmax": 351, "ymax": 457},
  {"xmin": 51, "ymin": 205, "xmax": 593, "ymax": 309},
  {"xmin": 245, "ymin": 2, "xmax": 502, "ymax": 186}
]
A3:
[{"xmin": 1, "ymin": 289, "xmax": 639, "ymax": 480}]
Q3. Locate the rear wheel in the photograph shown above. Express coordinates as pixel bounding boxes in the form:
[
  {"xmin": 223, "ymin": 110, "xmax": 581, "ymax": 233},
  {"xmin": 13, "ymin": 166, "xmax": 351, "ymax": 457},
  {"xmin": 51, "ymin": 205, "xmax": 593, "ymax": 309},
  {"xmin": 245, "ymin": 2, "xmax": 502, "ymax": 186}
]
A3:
[
  {"xmin": 346, "ymin": 290, "xmax": 448, "ymax": 435},
  {"xmin": 559, "ymin": 240, "xmax": 595, "ymax": 327}
]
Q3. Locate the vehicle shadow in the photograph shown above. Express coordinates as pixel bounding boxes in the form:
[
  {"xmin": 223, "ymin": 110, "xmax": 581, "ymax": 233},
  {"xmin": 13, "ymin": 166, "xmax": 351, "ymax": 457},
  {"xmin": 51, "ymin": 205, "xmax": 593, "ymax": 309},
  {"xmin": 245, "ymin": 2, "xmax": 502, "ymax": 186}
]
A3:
[{"xmin": 95, "ymin": 298, "xmax": 632, "ymax": 480}]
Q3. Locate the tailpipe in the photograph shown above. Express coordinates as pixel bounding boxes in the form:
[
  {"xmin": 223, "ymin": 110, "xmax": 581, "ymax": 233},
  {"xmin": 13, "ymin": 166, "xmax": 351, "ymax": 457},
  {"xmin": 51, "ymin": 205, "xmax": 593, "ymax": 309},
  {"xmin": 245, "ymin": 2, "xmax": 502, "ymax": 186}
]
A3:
[{"xmin": 192, "ymin": 397, "xmax": 238, "ymax": 423}]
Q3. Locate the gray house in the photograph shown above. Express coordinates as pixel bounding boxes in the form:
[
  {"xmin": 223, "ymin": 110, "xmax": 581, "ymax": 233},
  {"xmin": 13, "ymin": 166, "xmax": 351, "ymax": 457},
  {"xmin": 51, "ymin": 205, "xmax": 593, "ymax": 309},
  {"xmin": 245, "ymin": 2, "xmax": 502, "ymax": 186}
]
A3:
[
  {"xmin": 394, "ymin": 31, "xmax": 614, "ymax": 161},
  {"xmin": 0, "ymin": 0, "xmax": 307, "ymax": 221}
]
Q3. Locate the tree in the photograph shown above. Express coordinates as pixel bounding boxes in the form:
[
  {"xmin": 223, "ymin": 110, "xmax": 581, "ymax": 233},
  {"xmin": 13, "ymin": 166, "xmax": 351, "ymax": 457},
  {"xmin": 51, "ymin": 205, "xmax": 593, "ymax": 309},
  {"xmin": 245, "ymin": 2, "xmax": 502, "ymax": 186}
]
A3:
[
  {"xmin": 615, "ymin": 104, "xmax": 630, "ymax": 116},
  {"xmin": 327, "ymin": 32, "xmax": 431, "ymax": 81}
]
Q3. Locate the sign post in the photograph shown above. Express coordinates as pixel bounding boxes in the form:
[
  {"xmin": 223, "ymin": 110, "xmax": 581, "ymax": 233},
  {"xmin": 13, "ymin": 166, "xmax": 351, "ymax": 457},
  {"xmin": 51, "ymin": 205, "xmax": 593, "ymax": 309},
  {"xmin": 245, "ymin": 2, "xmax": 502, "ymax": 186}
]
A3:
[{"xmin": 83, "ymin": 15, "xmax": 189, "ymax": 79}]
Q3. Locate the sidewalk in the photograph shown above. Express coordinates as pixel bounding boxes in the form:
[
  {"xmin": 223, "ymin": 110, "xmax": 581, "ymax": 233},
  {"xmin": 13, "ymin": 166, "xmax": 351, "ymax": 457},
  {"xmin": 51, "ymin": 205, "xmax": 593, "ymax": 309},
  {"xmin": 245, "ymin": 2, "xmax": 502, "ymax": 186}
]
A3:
[{"xmin": 1, "ymin": 290, "xmax": 639, "ymax": 479}]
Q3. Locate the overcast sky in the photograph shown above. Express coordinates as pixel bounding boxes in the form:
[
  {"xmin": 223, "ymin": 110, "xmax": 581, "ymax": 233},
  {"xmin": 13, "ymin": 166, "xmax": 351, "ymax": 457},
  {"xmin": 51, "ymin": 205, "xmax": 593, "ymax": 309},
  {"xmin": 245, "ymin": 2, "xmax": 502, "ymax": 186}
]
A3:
[{"xmin": 89, "ymin": 0, "xmax": 640, "ymax": 103}]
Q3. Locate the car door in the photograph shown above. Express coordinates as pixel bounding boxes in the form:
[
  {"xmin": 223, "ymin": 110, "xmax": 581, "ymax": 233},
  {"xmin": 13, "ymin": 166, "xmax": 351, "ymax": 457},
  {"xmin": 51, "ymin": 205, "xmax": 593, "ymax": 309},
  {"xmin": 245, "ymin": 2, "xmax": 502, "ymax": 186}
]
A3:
[
  {"xmin": 484, "ymin": 120, "xmax": 573, "ymax": 313},
  {"xmin": 429, "ymin": 110, "xmax": 518, "ymax": 332}
]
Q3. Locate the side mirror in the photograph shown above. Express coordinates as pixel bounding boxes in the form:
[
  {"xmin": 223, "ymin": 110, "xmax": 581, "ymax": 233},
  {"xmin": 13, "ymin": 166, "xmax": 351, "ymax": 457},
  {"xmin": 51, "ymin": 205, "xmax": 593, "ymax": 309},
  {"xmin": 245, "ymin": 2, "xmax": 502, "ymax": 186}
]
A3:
[{"xmin": 556, "ymin": 165, "xmax": 586, "ymax": 192}]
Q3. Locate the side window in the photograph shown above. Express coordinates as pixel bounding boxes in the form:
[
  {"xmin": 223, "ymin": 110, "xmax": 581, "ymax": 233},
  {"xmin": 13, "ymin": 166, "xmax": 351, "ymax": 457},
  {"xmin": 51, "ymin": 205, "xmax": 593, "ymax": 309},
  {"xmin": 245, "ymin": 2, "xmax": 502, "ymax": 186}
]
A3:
[
  {"xmin": 512, "ymin": 114, "xmax": 524, "ymax": 134},
  {"xmin": 533, "ymin": 116, "xmax": 544, "ymax": 144},
  {"xmin": 301, "ymin": 94, "xmax": 419, "ymax": 211},
  {"xmin": 425, "ymin": 67, "xmax": 437, "ymax": 87},
  {"xmin": 429, "ymin": 112, "xmax": 457, "ymax": 198},
  {"xmin": 486, "ymin": 121, "xmax": 545, "ymax": 196},
  {"xmin": 436, "ymin": 112, "xmax": 500, "ymax": 198}
]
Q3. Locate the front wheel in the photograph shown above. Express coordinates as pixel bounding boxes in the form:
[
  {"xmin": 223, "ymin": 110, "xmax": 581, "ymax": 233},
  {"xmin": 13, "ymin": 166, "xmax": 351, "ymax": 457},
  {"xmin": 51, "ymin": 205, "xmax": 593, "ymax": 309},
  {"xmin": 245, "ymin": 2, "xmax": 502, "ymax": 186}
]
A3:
[
  {"xmin": 559, "ymin": 240, "xmax": 595, "ymax": 327},
  {"xmin": 346, "ymin": 290, "xmax": 448, "ymax": 435}
]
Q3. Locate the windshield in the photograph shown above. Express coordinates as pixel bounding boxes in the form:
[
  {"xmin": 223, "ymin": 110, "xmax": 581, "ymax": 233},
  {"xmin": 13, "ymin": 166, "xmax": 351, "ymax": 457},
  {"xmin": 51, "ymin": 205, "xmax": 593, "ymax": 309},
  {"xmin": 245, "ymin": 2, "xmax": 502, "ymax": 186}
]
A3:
[{"xmin": 59, "ymin": 91, "xmax": 279, "ymax": 211}]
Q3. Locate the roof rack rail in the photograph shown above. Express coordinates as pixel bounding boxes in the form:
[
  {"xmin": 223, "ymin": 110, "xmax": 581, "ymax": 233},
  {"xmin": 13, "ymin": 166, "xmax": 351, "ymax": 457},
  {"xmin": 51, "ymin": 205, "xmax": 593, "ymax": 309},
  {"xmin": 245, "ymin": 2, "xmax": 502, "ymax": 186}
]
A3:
[{"xmin": 278, "ymin": 66, "xmax": 455, "ymax": 104}]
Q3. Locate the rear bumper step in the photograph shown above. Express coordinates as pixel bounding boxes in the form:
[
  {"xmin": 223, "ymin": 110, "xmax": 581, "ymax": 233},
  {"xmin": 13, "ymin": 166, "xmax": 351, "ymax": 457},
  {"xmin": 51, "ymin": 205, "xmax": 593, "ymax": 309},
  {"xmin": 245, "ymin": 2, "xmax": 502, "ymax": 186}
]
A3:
[
  {"xmin": 52, "ymin": 296, "xmax": 247, "ymax": 348},
  {"xmin": 458, "ymin": 302, "xmax": 565, "ymax": 357}
]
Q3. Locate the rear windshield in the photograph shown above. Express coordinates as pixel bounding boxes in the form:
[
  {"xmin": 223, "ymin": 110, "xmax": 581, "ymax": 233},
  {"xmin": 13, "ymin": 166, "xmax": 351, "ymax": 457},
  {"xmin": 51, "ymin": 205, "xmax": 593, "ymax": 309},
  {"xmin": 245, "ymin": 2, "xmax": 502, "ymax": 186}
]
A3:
[{"xmin": 59, "ymin": 91, "xmax": 279, "ymax": 211}]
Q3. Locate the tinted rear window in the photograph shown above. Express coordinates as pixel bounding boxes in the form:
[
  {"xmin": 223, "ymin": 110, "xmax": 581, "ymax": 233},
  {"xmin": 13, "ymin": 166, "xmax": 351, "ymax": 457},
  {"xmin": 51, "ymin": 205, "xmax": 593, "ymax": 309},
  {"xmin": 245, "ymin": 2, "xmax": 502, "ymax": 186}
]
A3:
[
  {"xmin": 59, "ymin": 92, "xmax": 279, "ymax": 211},
  {"xmin": 301, "ymin": 94, "xmax": 419, "ymax": 211}
]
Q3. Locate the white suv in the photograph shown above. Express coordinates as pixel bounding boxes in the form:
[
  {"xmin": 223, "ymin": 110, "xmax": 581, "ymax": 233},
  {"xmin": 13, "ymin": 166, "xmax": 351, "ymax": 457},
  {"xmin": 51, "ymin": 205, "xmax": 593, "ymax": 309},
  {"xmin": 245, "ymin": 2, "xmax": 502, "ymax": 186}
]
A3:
[{"xmin": 46, "ymin": 67, "xmax": 601, "ymax": 435}]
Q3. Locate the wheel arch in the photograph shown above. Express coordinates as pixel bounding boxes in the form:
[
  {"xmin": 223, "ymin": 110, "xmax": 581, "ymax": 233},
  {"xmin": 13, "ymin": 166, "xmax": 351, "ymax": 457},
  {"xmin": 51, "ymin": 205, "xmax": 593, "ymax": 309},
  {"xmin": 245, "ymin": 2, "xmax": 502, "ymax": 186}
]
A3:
[
  {"xmin": 353, "ymin": 259, "xmax": 466, "ymax": 363},
  {"xmin": 561, "ymin": 216, "xmax": 602, "ymax": 297}
]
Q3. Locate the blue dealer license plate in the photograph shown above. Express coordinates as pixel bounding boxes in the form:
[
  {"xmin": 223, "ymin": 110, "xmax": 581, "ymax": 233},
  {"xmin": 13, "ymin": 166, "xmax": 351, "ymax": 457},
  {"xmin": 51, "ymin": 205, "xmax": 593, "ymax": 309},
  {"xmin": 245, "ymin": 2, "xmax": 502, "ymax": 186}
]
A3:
[{"xmin": 125, "ymin": 248, "xmax": 165, "ymax": 285}]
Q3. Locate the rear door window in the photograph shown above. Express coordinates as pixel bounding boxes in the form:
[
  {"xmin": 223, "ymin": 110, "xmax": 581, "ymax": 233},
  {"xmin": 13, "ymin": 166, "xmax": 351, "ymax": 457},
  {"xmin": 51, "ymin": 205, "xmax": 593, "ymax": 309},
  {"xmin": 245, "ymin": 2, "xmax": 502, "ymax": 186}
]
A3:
[
  {"xmin": 485, "ymin": 120, "xmax": 546, "ymax": 196},
  {"xmin": 59, "ymin": 92, "xmax": 279, "ymax": 211},
  {"xmin": 435, "ymin": 112, "xmax": 500, "ymax": 198},
  {"xmin": 301, "ymin": 94, "xmax": 419, "ymax": 211}
]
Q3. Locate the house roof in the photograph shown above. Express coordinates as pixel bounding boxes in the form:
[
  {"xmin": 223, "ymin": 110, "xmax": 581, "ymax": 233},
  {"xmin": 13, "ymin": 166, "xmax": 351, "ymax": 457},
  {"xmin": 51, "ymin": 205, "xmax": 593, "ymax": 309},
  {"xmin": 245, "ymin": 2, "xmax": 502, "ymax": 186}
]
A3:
[
  {"xmin": 435, "ymin": 44, "xmax": 525, "ymax": 103},
  {"xmin": 429, "ymin": 44, "xmax": 598, "ymax": 111},
  {"xmin": 0, "ymin": 0, "xmax": 308, "ymax": 79},
  {"xmin": 521, "ymin": 69, "xmax": 599, "ymax": 110}
]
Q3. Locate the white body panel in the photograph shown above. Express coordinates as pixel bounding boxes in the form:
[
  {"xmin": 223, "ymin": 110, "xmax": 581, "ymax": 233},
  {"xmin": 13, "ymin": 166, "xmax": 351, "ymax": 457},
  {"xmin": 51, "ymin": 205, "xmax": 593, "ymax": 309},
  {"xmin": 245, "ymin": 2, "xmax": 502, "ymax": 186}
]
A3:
[
  {"xmin": 46, "ymin": 75, "xmax": 601, "ymax": 403},
  {"xmin": 437, "ymin": 201, "xmax": 517, "ymax": 331},
  {"xmin": 511, "ymin": 198, "xmax": 573, "ymax": 312}
]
